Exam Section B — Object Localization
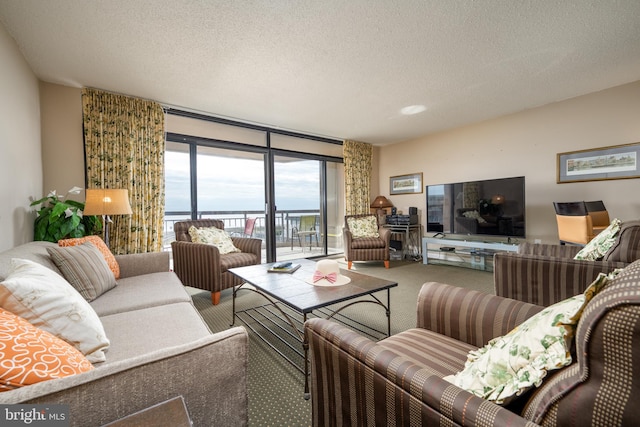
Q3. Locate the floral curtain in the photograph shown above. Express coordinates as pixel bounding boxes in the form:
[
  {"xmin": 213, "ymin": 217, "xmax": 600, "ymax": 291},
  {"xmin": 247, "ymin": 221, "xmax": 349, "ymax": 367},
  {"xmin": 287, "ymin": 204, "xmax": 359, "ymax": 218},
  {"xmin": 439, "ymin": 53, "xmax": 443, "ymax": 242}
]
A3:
[
  {"xmin": 343, "ymin": 140, "xmax": 372, "ymax": 215},
  {"xmin": 82, "ymin": 88, "xmax": 165, "ymax": 254}
]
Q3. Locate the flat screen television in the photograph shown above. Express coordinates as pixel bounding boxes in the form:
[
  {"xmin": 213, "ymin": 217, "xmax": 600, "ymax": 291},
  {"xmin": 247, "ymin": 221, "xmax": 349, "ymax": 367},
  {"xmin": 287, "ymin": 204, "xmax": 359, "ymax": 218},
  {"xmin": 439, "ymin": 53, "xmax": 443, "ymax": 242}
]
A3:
[{"xmin": 426, "ymin": 176, "xmax": 525, "ymax": 238}]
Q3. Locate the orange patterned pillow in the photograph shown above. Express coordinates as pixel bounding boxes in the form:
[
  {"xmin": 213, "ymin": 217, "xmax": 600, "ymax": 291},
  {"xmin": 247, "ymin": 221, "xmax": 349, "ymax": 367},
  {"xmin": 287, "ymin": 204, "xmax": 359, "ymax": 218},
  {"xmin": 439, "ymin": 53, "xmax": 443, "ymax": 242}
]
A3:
[
  {"xmin": 0, "ymin": 308, "xmax": 94, "ymax": 392},
  {"xmin": 58, "ymin": 236, "xmax": 120, "ymax": 279}
]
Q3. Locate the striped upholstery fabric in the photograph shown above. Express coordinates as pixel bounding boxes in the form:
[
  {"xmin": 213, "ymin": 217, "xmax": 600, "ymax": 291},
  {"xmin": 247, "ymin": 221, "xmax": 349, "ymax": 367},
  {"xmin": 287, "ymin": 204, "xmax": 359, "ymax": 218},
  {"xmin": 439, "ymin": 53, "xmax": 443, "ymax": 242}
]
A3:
[
  {"xmin": 495, "ymin": 221, "xmax": 640, "ymax": 307},
  {"xmin": 171, "ymin": 219, "xmax": 261, "ymax": 295},
  {"xmin": 306, "ymin": 262, "xmax": 640, "ymax": 426},
  {"xmin": 343, "ymin": 214, "xmax": 391, "ymax": 265},
  {"xmin": 603, "ymin": 220, "xmax": 640, "ymax": 263},
  {"xmin": 522, "ymin": 259, "xmax": 640, "ymax": 426},
  {"xmin": 517, "ymin": 242, "xmax": 580, "ymax": 258},
  {"xmin": 304, "ymin": 282, "xmax": 543, "ymax": 427},
  {"xmin": 416, "ymin": 282, "xmax": 543, "ymax": 348},
  {"xmin": 493, "ymin": 252, "xmax": 625, "ymax": 306}
]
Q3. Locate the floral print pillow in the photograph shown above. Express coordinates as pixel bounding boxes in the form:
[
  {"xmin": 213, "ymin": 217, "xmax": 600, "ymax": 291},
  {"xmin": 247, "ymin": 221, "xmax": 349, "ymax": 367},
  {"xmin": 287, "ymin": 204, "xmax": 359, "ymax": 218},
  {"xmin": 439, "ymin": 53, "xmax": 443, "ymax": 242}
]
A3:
[
  {"xmin": 444, "ymin": 271, "xmax": 613, "ymax": 405},
  {"xmin": 347, "ymin": 216, "xmax": 379, "ymax": 238},
  {"xmin": 189, "ymin": 226, "xmax": 240, "ymax": 254},
  {"xmin": 574, "ymin": 218, "xmax": 621, "ymax": 261}
]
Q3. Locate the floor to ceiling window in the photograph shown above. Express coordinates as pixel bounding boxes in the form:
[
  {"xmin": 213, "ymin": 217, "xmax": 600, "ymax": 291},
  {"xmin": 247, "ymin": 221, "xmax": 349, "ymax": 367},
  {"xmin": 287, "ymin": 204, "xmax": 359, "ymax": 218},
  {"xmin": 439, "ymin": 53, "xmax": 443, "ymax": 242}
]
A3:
[{"xmin": 163, "ymin": 110, "xmax": 344, "ymax": 262}]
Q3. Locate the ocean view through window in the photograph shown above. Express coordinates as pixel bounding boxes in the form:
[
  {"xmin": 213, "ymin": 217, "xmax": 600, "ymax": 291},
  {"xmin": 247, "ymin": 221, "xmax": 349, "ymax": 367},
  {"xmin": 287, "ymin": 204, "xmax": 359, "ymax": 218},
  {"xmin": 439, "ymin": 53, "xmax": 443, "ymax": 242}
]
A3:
[{"xmin": 163, "ymin": 111, "xmax": 344, "ymax": 261}]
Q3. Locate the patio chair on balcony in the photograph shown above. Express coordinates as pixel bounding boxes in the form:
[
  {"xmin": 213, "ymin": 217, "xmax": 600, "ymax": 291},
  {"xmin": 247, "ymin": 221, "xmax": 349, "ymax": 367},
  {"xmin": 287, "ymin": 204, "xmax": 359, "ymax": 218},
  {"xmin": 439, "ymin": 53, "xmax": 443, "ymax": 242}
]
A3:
[
  {"xmin": 232, "ymin": 217, "xmax": 257, "ymax": 238},
  {"xmin": 171, "ymin": 219, "xmax": 262, "ymax": 305},
  {"xmin": 291, "ymin": 215, "xmax": 319, "ymax": 250}
]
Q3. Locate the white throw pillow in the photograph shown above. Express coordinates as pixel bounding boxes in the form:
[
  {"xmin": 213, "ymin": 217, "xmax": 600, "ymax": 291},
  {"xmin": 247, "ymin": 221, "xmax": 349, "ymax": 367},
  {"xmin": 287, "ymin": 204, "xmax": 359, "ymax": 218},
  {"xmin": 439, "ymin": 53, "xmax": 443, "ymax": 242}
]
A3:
[
  {"xmin": 0, "ymin": 258, "xmax": 110, "ymax": 363},
  {"xmin": 188, "ymin": 226, "xmax": 240, "ymax": 254}
]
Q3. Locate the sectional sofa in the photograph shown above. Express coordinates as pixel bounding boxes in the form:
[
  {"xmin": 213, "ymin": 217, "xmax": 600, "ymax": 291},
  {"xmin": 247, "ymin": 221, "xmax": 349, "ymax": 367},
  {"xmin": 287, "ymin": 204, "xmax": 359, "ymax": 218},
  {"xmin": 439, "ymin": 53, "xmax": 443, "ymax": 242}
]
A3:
[
  {"xmin": 305, "ymin": 258, "xmax": 640, "ymax": 426},
  {"xmin": 0, "ymin": 241, "xmax": 248, "ymax": 426}
]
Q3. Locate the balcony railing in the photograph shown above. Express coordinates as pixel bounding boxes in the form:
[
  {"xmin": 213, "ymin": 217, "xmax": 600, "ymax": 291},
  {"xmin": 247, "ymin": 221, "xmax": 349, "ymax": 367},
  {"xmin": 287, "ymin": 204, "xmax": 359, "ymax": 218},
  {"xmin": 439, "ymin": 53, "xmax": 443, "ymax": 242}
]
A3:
[{"xmin": 163, "ymin": 209, "xmax": 322, "ymax": 249}]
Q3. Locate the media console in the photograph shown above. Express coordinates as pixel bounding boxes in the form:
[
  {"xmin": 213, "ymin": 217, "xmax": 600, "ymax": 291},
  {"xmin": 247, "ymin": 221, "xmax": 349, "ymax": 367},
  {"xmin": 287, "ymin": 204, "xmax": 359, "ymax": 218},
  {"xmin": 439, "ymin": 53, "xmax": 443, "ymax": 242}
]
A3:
[{"xmin": 422, "ymin": 237, "xmax": 518, "ymax": 272}]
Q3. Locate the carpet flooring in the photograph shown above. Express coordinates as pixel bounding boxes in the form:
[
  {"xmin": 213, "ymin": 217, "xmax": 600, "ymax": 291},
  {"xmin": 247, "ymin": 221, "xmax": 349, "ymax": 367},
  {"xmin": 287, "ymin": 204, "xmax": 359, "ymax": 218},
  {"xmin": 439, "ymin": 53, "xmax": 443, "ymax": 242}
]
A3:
[{"xmin": 188, "ymin": 259, "xmax": 494, "ymax": 426}]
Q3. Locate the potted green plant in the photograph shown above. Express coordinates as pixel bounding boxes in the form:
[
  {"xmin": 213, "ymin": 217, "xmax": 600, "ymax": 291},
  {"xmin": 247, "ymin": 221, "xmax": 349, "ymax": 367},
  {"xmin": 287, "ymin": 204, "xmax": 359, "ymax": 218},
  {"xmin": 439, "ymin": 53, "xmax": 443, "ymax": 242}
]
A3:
[{"xmin": 30, "ymin": 186, "xmax": 103, "ymax": 242}]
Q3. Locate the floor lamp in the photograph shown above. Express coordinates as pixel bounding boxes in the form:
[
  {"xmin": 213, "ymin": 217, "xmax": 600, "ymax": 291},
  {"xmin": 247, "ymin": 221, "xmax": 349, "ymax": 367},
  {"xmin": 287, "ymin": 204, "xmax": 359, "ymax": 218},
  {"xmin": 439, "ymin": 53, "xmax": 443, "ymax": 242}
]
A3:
[{"xmin": 84, "ymin": 189, "xmax": 133, "ymax": 248}]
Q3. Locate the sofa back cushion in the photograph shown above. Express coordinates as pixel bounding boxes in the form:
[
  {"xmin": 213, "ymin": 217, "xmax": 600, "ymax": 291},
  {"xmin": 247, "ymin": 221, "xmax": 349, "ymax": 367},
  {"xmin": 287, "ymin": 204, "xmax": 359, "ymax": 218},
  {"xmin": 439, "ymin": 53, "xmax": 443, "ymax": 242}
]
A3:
[
  {"xmin": 603, "ymin": 220, "xmax": 640, "ymax": 263},
  {"xmin": 522, "ymin": 258, "xmax": 640, "ymax": 425},
  {"xmin": 0, "ymin": 241, "xmax": 61, "ymax": 280}
]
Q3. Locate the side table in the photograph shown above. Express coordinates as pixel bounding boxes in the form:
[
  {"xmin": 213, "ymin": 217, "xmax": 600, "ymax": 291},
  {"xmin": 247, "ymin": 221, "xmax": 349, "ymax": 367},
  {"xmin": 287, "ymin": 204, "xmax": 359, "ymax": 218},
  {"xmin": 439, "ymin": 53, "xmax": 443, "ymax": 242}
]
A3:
[
  {"xmin": 382, "ymin": 223, "xmax": 422, "ymax": 260},
  {"xmin": 103, "ymin": 396, "xmax": 192, "ymax": 427}
]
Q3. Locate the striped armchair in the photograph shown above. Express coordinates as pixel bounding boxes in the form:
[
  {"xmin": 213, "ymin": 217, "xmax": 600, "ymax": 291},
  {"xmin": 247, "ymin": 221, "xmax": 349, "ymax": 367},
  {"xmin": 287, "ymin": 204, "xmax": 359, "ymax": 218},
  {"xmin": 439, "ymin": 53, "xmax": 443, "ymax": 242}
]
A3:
[
  {"xmin": 305, "ymin": 259, "xmax": 640, "ymax": 426},
  {"xmin": 343, "ymin": 214, "xmax": 391, "ymax": 269},
  {"xmin": 171, "ymin": 219, "xmax": 261, "ymax": 305},
  {"xmin": 494, "ymin": 220, "xmax": 640, "ymax": 306}
]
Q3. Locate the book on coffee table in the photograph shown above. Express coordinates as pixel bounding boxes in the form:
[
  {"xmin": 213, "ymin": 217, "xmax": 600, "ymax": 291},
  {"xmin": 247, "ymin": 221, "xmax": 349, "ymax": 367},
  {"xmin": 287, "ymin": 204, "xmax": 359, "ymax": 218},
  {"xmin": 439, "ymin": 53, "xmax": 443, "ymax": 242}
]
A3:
[{"xmin": 268, "ymin": 262, "xmax": 301, "ymax": 274}]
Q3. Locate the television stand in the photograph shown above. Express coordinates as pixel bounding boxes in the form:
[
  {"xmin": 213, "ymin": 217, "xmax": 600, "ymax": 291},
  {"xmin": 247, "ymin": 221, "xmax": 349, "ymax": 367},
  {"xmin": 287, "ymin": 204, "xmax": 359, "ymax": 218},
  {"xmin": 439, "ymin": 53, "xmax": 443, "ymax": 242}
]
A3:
[{"xmin": 422, "ymin": 237, "xmax": 518, "ymax": 272}]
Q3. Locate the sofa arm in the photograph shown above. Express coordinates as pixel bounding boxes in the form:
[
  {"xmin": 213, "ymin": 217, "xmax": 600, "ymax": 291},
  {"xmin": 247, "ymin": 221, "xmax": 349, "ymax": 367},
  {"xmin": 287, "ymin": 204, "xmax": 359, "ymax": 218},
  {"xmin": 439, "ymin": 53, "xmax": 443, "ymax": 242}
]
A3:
[
  {"xmin": 493, "ymin": 252, "xmax": 627, "ymax": 306},
  {"xmin": 416, "ymin": 282, "xmax": 542, "ymax": 348},
  {"xmin": 0, "ymin": 327, "xmax": 249, "ymax": 427},
  {"xmin": 115, "ymin": 252, "xmax": 170, "ymax": 278},
  {"xmin": 230, "ymin": 236, "xmax": 262, "ymax": 263},
  {"xmin": 304, "ymin": 319, "xmax": 538, "ymax": 427}
]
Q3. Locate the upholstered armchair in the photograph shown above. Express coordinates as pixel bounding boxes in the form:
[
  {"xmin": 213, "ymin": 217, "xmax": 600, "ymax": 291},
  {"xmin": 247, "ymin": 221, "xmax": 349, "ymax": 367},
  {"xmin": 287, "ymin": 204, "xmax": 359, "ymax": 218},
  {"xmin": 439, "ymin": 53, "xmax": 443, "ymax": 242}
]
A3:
[
  {"xmin": 305, "ymin": 259, "xmax": 640, "ymax": 426},
  {"xmin": 494, "ymin": 220, "xmax": 640, "ymax": 306},
  {"xmin": 343, "ymin": 214, "xmax": 391, "ymax": 269},
  {"xmin": 171, "ymin": 219, "xmax": 261, "ymax": 305}
]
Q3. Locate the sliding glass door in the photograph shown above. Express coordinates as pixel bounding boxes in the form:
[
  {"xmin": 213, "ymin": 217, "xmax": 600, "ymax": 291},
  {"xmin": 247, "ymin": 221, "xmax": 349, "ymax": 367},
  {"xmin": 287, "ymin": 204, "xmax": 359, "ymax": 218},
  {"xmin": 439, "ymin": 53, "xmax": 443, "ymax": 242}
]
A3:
[{"xmin": 164, "ymin": 111, "xmax": 344, "ymax": 263}]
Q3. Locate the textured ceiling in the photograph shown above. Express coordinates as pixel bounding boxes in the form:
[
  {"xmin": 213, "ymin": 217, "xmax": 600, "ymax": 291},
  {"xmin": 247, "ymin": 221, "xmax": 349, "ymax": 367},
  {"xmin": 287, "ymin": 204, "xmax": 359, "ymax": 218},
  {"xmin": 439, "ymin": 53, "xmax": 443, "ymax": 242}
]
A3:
[{"xmin": 2, "ymin": 0, "xmax": 640, "ymax": 145}]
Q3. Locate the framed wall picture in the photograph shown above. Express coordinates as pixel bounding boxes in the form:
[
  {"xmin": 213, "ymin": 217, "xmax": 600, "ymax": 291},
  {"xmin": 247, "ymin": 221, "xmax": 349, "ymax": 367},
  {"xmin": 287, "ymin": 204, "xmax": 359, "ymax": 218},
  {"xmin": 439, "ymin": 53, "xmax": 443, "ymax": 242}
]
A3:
[
  {"xmin": 390, "ymin": 173, "xmax": 423, "ymax": 195},
  {"xmin": 557, "ymin": 142, "xmax": 640, "ymax": 183}
]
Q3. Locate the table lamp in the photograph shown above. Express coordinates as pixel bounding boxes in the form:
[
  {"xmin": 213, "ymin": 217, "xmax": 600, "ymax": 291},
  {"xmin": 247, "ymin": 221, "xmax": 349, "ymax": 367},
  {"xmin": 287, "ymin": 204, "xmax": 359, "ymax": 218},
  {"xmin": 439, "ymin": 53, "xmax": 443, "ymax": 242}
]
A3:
[
  {"xmin": 84, "ymin": 189, "xmax": 133, "ymax": 248},
  {"xmin": 370, "ymin": 195, "xmax": 393, "ymax": 224}
]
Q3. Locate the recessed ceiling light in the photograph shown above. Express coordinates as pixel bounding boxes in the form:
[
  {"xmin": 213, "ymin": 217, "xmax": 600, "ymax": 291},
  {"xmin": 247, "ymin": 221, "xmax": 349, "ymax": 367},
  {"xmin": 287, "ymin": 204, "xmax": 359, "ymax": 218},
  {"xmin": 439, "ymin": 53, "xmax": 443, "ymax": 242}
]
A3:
[{"xmin": 400, "ymin": 104, "xmax": 427, "ymax": 115}]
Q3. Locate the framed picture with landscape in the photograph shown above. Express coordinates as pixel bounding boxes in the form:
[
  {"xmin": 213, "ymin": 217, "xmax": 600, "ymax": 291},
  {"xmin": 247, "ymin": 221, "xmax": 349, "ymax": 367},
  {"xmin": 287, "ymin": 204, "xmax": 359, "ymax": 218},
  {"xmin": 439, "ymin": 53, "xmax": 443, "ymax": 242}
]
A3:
[
  {"xmin": 390, "ymin": 173, "xmax": 423, "ymax": 195},
  {"xmin": 557, "ymin": 142, "xmax": 640, "ymax": 183}
]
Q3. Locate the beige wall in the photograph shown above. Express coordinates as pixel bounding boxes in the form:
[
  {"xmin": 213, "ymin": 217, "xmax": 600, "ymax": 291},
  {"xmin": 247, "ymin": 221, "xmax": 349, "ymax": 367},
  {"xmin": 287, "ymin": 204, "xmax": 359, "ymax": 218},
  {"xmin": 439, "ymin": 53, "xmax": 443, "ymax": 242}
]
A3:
[
  {"xmin": 39, "ymin": 83, "xmax": 85, "ymax": 203},
  {"xmin": 378, "ymin": 80, "xmax": 640, "ymax": 244},
  {"xmin": 0, "ymin": 24, "xmax": 42, "ymax": 251}
]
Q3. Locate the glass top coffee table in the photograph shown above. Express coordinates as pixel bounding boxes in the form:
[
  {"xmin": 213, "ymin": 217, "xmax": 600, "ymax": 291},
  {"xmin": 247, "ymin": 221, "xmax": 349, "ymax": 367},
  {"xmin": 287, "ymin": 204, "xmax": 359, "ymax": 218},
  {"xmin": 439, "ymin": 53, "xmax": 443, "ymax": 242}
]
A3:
[{"xmin": 229, "ymin": 259, "xmax": 397, "ymax": 399}]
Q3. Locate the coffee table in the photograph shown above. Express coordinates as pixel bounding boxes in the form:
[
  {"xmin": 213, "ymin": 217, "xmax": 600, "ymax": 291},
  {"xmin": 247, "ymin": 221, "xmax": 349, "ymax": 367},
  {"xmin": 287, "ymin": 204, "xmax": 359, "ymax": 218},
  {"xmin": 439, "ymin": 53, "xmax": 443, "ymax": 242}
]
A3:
[{"xmin": 229, "ymin": 259, "xmax": 397, "ymax": 399}]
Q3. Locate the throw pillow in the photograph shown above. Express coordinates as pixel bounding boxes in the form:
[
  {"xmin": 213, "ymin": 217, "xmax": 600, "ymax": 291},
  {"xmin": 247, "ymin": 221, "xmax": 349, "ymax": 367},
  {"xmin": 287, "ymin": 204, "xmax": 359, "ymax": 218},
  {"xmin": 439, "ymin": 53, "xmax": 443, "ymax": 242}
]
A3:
[
  {"xmin": 347, "ymin": 216, "xmax": 379, "ymax": 238},
  {"xmin": 0, "ymin": 308, "xmax": 94, "ymax": 392},
  {"xmin": 444, "ymin": 272, "xmax": 612, "ymax": 405},
  {"xmin": 47, "ymin": 242, "xmax": 117, "ymax": 301},
  {"xmin": 58, "ymin": 236, "xmax": 120, "ymax": 279},
  {"xmin": 188, "ymin": 226, "xmax": 240, "ymax": 255},
  {"xmin": 574, "ymin": 218, "xmax": 622, "ymax": 261},
  {"xmin": 0, "ymin": 258, "xmax": 110, "ymax": 363}
]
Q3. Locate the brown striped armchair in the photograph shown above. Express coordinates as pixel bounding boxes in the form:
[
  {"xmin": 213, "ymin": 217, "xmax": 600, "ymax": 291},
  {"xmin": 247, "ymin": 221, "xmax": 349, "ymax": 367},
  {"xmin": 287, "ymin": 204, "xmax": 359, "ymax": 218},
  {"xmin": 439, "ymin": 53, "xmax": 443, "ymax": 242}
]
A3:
[
  {"xmin": 171, "ymin": 219, "xmax": 261, "ymax": 305},
  {"xmin": 343, "ymin": 214, "xmax": 391, "ymax": 269},
  {"xmin": 305, "ymin": 259, "xmax": 640, "ymax": 426},
  {"xmin": 494, "ymin": 220, "xmax": 640, "ymax": 306}
]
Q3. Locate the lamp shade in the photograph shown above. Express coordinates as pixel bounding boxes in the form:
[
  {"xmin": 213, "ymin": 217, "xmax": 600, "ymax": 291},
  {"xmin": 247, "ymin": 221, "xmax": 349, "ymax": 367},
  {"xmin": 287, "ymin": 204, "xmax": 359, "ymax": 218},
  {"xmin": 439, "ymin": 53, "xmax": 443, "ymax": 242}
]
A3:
[
  {"xmin": 370, "ymin": 195, "xmax": 393, "ymax": 209},
  {"xmin": 84, "ymin": 189, "xmax": 133, "ymax": 215},
  {"xmin": 491, "ymin": 194, "xmax": 505, "ymax": 205}
]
